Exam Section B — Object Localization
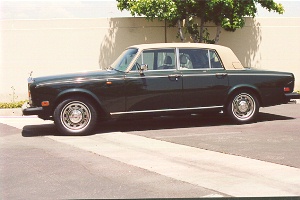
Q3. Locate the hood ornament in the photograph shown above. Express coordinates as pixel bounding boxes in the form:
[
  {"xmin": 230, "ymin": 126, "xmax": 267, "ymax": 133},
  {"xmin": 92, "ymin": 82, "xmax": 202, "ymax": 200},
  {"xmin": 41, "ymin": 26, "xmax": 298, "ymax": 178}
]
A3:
[{"xmin": 28, "ymin": 71, "xmax": 34, "ymax": 83}]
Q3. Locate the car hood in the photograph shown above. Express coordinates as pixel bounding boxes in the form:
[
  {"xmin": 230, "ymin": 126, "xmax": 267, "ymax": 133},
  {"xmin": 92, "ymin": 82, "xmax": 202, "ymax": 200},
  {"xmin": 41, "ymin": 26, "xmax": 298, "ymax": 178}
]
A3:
[{"xmin": 32, "ymin": 69, "xmax": 123, "ymax": 86}]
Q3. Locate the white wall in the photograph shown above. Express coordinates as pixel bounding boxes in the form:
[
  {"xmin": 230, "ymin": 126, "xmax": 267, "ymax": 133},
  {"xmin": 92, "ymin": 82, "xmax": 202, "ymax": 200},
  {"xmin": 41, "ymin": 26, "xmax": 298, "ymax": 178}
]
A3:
[{"xmin": 1, "ymin": 17, "xmax": 299, "ymax": 102}]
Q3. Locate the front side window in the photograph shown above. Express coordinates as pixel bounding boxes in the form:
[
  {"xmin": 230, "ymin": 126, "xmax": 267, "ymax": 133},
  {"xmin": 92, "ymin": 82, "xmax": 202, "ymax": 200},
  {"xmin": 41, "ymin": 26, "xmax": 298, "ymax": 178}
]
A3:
[
  {"xmin": 111, "ymin": 48, "xmax": 138, "ymax": 72},
  {"xmin": 179, "ymin": 48, "xmax": 223, "ymax": 70},
  {"xmin": 131, "ymin": 49, "xmax": 176, "ymax": 71}
]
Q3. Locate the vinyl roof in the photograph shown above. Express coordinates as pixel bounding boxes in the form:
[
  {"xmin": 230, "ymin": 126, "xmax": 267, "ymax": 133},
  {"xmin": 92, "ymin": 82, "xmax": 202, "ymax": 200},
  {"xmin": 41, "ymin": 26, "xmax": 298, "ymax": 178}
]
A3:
[{"xmin": 128, "ymin": 43, "xmax": 244, "ymax": 70}]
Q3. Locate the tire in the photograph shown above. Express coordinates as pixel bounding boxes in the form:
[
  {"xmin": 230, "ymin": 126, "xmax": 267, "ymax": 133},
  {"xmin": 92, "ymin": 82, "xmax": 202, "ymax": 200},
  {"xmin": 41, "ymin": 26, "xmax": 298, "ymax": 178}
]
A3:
[
  {"xmin": 226, "ymin": 90, "xmax": 259, "ymax": 124},
  {"xmin": 53, "ymin": 96, "xmax": 98, "ymax": 136}
]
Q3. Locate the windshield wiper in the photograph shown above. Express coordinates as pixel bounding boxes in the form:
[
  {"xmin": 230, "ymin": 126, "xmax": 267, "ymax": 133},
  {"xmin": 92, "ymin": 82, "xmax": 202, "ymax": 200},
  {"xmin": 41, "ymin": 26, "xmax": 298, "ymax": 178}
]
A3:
[{"xmin": 106, "ymin": 66, "xmax": 113, "ymax": 71}]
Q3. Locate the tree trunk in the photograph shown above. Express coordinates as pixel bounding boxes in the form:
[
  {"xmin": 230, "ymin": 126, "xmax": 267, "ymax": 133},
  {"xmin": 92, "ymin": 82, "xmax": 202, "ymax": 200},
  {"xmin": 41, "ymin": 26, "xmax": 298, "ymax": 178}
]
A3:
[
  {"xmin": 185, "ymin": 16, "xmax": 198, "ymax": 43},
  {"xmin": 199, "ymin": 18, "xmax": 205, "ymax": 43},
  {"xmin": 177, "ymin": 19, "xmax": 184, "ymax": 42},
  {"xmin": 215, "ymin": 24, "xmax": 221, "ymax": 44},
  {"xmin": 199, "ymin": 12, "xmax": 205, "ymax": 43}
]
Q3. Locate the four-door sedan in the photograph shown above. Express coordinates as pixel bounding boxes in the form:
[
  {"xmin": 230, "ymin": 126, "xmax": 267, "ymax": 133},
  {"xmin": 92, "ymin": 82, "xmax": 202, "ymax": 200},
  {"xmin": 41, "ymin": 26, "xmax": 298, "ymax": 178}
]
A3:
[{"xmin": 22, "ymin": 43, "xmax": 300, "ymax": 135}]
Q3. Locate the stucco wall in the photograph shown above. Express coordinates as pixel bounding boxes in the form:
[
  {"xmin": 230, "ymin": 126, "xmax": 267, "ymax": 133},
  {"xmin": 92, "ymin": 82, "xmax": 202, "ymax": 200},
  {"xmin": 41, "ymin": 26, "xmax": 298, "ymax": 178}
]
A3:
[{"xmin": 1, "ymin": 17, "xmax": 299, "ymax": 102}]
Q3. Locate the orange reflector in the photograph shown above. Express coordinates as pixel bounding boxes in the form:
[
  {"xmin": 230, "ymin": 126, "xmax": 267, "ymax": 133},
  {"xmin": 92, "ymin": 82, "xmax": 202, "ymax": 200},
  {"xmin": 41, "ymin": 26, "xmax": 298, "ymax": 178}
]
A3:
[
  {"xmin": 284, "ymin": 87, "xmax": 291, "ymax": 92},
  {"xmin": 41, "ymin": 101, "xmax": 50, "ymax": 107},
  {"xmin": 106, "ymin": 81, "xmax": 112, "ymax": 85}
]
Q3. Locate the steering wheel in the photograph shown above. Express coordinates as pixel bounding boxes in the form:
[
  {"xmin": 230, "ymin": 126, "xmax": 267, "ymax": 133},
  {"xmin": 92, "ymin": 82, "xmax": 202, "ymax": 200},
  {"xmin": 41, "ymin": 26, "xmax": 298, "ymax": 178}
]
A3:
[{"xmin": 134, "ymin": 62, "xmax": 141, "ymax": 70}]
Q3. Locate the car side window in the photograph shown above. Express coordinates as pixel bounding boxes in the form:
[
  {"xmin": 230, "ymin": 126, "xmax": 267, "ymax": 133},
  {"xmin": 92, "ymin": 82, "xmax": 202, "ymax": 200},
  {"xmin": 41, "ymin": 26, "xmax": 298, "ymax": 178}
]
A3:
[
  {"xmin": 209, "ymin": 50, "xmax": 223, "ymax": 69},
  {"xmin": 131, "ymin": 49, "xmax": 176, "ymax": 71},
  {"xmin": 179, "ymin": 48, "xmax": 223, "ymax": 70}
]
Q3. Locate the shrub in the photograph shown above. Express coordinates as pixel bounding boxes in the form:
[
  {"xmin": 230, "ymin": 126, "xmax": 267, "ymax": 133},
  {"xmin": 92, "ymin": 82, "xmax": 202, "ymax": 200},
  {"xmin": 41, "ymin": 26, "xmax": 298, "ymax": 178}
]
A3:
[{"xmin": 0, "ymin": 101, "xmax": 27, "ymax": 109}]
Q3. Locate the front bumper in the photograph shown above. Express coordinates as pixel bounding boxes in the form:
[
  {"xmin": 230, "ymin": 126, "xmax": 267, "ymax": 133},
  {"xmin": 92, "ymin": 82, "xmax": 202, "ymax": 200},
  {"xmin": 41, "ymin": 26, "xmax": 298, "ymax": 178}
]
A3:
[
  {"xmin": 285, "ymin": 92, "xmax": 300, "ymax": 101},
  {"xmin": 22, "ymin": 102, "xmax": 44, "ymax": 116}
]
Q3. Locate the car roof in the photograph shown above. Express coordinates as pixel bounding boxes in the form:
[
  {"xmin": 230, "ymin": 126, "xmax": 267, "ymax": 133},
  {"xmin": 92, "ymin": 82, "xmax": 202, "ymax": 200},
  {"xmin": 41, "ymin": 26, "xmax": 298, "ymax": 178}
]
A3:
[
  {"xmin": 128, "ymin": 43, "xmax": 244, "ymax": 70},
  {"xmin": 129, "ymin": 43, "xmax": 225, "ymax": 50}
]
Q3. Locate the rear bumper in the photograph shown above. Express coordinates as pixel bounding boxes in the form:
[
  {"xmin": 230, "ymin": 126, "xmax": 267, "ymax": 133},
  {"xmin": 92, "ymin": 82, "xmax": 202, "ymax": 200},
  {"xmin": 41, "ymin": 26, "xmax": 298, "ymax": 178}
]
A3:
[
  {"xmin": 22, "ymin": 102, "xmax": 44, "ymax": 116},
  {"xmin": 285, "ymin": 92, "xmax": 300, "ymax": 100}
]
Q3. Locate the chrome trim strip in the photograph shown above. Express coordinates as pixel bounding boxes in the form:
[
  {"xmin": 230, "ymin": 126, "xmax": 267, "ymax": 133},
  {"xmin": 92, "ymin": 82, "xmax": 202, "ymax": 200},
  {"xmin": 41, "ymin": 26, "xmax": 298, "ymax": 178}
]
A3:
[
  {"xmin": 36, "ymin": 77, "xmax": 125, "ymax": 87},
  {"xmin": 228, "ymin": 73, "xmax": 292, "ymax": 76},
  {"xmin": 111, "ymin": 105, "xmax": 223, "ymax": 115},
  {"xmin": 125, "ymin": 75, "xmax": 177, "ymax": 79},
  {"xmin": 182, "ymin": 73, "xmax": 220, "ymax": 77}
]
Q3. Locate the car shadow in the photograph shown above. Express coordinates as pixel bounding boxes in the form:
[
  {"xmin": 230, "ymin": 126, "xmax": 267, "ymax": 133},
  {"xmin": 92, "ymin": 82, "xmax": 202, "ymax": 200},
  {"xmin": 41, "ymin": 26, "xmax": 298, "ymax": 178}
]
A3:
[
  {"xmin": 22, "ymin": 124, "xmax": 60, "ymax": 137},
  {"xmin": 22, "ymin": 112, "xmax": 295, "ymax": 137}
]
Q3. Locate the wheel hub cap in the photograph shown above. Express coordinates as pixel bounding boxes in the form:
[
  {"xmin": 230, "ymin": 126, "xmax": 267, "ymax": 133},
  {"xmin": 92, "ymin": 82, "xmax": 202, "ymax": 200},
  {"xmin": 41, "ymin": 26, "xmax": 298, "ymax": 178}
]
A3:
[
  {"xmin": 69, "ymin": 110, "xmax": 83, "ymax": 123},
  {"xmin": 60, "ymin": 101, "xmax": 91, "ymax": 132},
  {"xmin": 238, "ymin": 100, "xmax": 248, "ymax": 113},
  {"xmin": 232, "ymin": 93, "xmax": 256, "ymax": 120}
]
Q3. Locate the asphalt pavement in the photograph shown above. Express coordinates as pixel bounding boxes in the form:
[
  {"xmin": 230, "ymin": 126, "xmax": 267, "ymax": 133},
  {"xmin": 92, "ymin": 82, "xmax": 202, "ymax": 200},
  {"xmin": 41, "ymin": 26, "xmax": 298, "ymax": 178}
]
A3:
[{"xmin": 1, "ymin": 103, "xmax": 300, "ymax": 199}]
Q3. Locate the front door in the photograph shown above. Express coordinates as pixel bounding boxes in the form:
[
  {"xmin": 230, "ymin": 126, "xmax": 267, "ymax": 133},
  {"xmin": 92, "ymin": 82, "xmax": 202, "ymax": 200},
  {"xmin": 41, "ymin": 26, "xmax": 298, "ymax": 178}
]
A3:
[{"xmin": 125, "ymin": 48, "xmax": 183, "ymax": 113}]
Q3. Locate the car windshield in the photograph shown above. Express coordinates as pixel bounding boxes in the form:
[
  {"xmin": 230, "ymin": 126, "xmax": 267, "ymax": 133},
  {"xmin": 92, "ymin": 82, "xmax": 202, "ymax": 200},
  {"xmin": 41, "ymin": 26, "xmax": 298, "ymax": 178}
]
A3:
[{"xmin": 111, "ymin": 48, "xmax": 138, "ymax": 72}]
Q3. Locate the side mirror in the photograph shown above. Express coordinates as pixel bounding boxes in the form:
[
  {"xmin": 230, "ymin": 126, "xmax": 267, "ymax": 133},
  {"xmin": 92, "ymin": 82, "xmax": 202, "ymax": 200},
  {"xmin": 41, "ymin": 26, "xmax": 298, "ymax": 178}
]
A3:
[{"xmin": 139, "ymin": 64, "xmax": 148, "ymax": 75}]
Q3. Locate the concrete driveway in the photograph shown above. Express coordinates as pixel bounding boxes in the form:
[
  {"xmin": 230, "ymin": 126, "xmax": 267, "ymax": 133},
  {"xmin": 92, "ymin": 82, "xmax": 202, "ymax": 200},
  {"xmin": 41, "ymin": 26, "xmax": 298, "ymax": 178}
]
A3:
[{"xmin": 1, "ymin": 103, "xmax": 300, "ymax": 198}]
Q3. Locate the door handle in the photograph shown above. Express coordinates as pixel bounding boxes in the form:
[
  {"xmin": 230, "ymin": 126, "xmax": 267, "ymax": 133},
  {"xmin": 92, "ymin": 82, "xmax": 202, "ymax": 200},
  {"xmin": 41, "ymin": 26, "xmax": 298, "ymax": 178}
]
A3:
[
  {"xmin": 215, "ymin": 73, "xmax": 228, "ymax": 77},
  {"xmin": 168, "ymin": 74, "xmax": 181, "ymax": 81}
]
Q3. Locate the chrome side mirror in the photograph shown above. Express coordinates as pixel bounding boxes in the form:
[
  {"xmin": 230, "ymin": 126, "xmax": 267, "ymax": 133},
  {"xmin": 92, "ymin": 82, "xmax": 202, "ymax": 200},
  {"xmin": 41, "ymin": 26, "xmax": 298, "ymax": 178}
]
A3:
[
  {"xmin": 139, "ymin": 64, "xmax": 148, "ymax": 75},
  {"xmin": 140, "ymin": 64, "xmax": 148, "ymax": 71}
]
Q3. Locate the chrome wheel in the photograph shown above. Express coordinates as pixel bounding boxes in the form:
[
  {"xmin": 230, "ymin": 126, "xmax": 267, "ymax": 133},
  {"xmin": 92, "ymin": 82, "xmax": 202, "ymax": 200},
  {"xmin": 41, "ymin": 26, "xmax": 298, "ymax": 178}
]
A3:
[
  {"xmin": 231, "ymin": 93, "xmax": 256, "ymax": 121},
  {"xmin": 60, "ymin": 101, "xmax": 91, "ymax": 132}
]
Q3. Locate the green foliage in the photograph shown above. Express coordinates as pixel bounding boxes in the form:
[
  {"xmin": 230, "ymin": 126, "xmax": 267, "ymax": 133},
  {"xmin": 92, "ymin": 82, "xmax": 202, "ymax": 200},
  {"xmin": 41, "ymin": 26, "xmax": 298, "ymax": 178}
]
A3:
[
  {"xmin": 0, "ymin": 101, "xmax": 26, "ymax": 109},
  {"xmin": 116, "ymin": 0, "xmax": 284, "ymax": 43}
]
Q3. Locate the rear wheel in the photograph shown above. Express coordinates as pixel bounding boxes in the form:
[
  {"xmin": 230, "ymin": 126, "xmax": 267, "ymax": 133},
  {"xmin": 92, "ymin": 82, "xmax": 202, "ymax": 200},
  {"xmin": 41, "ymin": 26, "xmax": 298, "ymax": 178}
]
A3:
[
  {"xmin": 226, "ymin": 91, "xmax": 259, "ymax": 123},
  {"xmin": 54, "ymin": 97, "xmax": 98, "ymax": 136}
]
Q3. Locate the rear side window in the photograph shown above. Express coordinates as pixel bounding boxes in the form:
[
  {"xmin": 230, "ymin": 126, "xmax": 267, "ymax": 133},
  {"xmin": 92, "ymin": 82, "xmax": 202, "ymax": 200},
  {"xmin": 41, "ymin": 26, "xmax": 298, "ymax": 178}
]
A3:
[{"xmin": 179, "ymin": 48, "xmax": 223, "ymax": 70}]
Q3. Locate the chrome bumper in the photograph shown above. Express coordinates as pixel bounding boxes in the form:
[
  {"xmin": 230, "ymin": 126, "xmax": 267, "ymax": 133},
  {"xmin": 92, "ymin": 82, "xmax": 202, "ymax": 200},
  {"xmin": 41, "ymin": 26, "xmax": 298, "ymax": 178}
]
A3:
[
  {"xmin": 285, "ymin": 92, "xmax": 300, "ymax": 100},
  {"xmin": 22, "ymin": 102, "xmax": 43, "ymax": 116}
]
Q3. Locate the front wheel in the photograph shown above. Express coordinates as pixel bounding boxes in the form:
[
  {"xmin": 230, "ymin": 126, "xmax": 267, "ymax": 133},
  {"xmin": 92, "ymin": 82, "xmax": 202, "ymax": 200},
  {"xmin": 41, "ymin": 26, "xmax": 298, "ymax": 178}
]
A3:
[
  {"xmin": 226, "ymin": 91, "xmax": 259, "ymax": 123},
  {"xmin": 54, "ymin": 97, "xmax": 98, "ymax": 136}
]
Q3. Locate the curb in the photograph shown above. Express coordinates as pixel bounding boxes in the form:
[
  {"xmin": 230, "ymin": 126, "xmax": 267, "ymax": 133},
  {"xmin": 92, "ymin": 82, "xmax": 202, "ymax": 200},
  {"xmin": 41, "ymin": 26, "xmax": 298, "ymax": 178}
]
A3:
[
  {"xmin": 291, "ymin": 99, "xmax": 300, "ymax": 104},
  {"xmin": 0, "ymin": 108, "xmax": 22, "ymax": 116}
]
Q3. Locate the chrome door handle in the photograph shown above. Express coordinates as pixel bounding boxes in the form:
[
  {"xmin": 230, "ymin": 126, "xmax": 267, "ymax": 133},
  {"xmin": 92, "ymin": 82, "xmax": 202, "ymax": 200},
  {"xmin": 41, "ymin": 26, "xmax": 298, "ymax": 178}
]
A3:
[
  {"xmin": 215, "ymin": 73, "xmax": 228, "ymax": 77},
  {"xmin": 168, "ymin": 74, "xmax": 181, "ymax": 81}
]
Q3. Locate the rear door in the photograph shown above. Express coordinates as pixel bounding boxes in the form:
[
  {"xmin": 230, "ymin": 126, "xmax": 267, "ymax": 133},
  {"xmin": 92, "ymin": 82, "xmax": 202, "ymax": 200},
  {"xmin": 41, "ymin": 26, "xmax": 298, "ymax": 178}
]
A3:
[{"xmin": 179, "ymin": 48, "xmax": 229, "ymax": 108}]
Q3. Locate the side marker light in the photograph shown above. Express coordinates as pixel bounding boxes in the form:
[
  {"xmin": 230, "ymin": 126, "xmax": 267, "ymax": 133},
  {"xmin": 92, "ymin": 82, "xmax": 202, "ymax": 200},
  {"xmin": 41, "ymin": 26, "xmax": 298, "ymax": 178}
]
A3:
[{"xmin": 41, "ymin": 101, "xmax": 50, "ymax": 107}]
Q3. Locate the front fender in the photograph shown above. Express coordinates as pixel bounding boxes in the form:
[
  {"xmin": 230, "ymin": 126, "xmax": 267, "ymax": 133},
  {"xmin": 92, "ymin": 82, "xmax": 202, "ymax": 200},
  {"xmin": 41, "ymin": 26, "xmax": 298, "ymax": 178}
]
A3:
[{"xmin": 54, "ymin": 88, "xmax": 110, "ymax": 117}]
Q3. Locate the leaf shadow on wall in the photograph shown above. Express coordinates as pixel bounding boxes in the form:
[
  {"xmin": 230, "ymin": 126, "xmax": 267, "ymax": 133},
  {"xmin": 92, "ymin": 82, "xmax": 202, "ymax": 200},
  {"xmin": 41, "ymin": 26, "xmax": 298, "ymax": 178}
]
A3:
[
  {"xmin": 219, "ymin": 18, "xmax": 262, "ymax": 69},
  {"xmin": 98, "ymin": 18, "xmax": 172, "ymax": 69}
]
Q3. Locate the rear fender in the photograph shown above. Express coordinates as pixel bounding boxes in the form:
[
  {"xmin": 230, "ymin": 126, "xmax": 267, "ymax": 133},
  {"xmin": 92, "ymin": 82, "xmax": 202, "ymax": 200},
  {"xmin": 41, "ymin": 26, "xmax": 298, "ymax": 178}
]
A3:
[{"xmin": 227, "ymin": 85, "xmax": 263, "ymax": 106}]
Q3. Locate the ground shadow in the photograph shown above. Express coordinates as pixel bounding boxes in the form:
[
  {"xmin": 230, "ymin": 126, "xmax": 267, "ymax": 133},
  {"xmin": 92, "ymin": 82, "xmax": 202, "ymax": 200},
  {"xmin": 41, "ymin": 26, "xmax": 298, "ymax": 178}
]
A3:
[
  {"xmin": 22, "ymin": 124, "xmax": 60, "ymax": 137},
  {"xmin": 22, "ymin": 112, "xmax": 294, "ymax": 137}
]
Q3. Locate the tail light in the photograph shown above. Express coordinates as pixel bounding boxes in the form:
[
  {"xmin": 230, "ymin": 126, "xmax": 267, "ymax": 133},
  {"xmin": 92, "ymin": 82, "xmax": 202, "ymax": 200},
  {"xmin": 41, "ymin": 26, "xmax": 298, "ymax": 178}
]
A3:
[{"xmin": 284, "ymin": 87, "xmax": 291, "ymax": 92}]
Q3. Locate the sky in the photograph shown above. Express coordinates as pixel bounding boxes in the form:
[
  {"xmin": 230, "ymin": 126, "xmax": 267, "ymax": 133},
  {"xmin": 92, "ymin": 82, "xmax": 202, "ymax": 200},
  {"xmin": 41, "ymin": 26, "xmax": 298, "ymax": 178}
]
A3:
[{"xmin": 1, "ymin": 0, "xmax": 300, "ymax": 20}]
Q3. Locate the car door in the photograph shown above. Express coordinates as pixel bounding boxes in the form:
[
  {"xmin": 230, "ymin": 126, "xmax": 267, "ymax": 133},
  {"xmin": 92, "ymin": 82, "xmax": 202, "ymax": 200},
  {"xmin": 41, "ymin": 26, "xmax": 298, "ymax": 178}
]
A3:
[
  {"xmin": 179, "ymin": 48, "xmax": 229, "ymax": 108},
  {"xmin": 124, "ymin": 48, "xmax": 183, "ymax": 113}
]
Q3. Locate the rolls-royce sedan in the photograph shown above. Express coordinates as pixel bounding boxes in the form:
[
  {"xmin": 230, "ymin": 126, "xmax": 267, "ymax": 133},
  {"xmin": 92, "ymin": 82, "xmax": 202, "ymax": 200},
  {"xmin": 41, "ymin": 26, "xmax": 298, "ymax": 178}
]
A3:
[{"xmin": 22, "ymin": 43, "xmax": 300, "ymax": 135}]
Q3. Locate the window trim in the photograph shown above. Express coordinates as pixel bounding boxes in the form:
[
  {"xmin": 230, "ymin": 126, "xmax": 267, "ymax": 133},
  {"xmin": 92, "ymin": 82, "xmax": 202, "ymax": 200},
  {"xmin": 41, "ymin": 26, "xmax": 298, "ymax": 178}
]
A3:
[
  {"xmin": 127, "ymin": 48, "xmax": 177, "ymax": 72},
  {"xmin": 177, "ymin": 47, "xmax": 225, "ymax": 71}
]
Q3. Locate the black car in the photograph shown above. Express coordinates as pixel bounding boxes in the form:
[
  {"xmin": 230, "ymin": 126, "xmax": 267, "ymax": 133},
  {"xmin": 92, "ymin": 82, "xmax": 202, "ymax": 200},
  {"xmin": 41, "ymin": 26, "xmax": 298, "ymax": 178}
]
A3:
[{"xmin": 23, "ymin": 43, "xmax": 300, "ymax": 135}]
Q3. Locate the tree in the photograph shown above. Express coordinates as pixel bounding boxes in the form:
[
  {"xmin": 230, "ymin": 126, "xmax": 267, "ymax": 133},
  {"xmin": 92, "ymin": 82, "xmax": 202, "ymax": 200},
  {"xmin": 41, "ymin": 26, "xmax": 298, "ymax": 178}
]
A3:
[{"xmin": 116, "ymin": 0, "xmax": 284, "ymax": 44}]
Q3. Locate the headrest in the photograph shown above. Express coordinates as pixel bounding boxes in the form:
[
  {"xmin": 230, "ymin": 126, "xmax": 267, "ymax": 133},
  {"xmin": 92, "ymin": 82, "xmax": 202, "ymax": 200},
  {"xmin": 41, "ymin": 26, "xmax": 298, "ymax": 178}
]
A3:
[
  {"xmin": 180, "ymin": 55, "xmax": 187, "ymax": 64},
  {"xmin": 164, "ymin": 56, "xmax": 172, "ymax": 65}
]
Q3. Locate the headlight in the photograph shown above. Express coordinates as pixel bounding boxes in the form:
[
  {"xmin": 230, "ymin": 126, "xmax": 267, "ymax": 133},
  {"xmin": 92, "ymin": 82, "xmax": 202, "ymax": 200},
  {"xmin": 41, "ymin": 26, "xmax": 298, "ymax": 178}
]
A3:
[{"xmin": 28, "ymin": 77, "xmax": 34, "ymax": 106}]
